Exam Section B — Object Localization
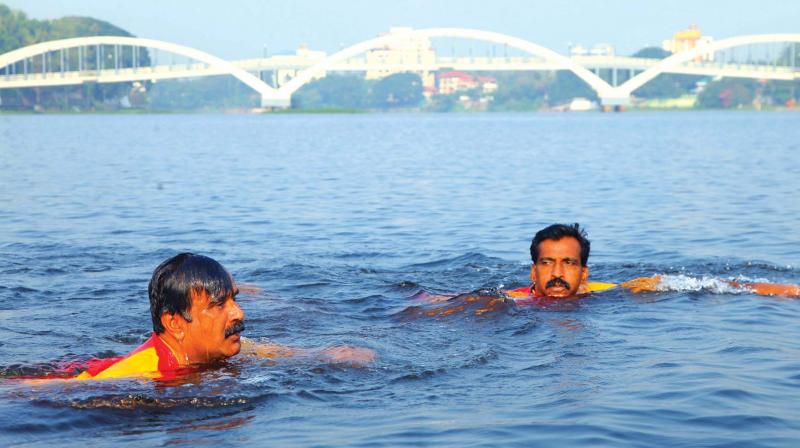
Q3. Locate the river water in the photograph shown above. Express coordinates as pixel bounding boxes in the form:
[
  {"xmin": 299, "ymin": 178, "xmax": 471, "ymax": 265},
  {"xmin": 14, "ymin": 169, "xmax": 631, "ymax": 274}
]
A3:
[{"xmin": 0, "ymin": 112, "xmax": 799, "ymax": 447}]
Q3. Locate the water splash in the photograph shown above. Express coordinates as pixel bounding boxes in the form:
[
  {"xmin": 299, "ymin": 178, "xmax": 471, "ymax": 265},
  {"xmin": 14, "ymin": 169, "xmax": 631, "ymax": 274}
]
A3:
[{"xmin": 655, "ymin": 275, "xmax": 747, "ymax": 294}]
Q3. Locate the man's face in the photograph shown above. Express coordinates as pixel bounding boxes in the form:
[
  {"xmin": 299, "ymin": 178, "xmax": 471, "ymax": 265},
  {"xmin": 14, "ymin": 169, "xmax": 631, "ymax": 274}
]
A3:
[
  {"xmin": 183, "ymin": 288, "xmax": 245, "ymax": 364},
  {"xmin": 531, "ymin": 237, "xmax": 588, "ymax": 298}
]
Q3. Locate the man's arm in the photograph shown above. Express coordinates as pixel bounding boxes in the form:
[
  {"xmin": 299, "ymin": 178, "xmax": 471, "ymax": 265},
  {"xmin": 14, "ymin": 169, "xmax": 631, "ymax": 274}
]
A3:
[
  {"xmin": 240, "ymin": 338, "xmax": 376, "ymax": 366},
  {"xmin": 727, "ymin": 280, "xmax": 800, "ymax": 297},
  {"xmin": 619, "ymin": 276, "xmax": 663, "ymax": 293},
  {"xmin": 317, "ymin": 346, "xmax": 377, "ymax": 366},
  {"xmin": 620, "ymin": 275, "xmax": 800, "ymax": 297},
  {"xmin": 235, "ymin": 284, "xmax": 375, "ymax": 365},
  {"xmin": 240, "ymin": 337, "xmax": 296, "ymax": 359}
]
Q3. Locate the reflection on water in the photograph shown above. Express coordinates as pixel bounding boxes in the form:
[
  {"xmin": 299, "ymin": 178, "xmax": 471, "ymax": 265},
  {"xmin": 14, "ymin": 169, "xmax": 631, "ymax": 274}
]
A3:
[{"xmin": 0, "ymin": 112, "xmax": 799, "ymax": 446}]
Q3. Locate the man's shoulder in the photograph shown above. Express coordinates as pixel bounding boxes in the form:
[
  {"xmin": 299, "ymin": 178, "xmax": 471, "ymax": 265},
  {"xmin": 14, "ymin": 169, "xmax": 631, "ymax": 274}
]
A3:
[
  {"xmin": 89, "ymin": 346, "xmax": 161, "ymax": 379},
  {"xmin": 87, "ymin": 334, "xmax": 162, "ymax": 379},
  {"xmin": 504, "ymin": 286, "xmax": 533, "ymax": 298},
  {"xmin": 82, "ymin": 333, "xmax": 179, "ymax": 380},
  {"xmin": 582, "ymin": 282, "xmax": 618, "ymax": 293}
]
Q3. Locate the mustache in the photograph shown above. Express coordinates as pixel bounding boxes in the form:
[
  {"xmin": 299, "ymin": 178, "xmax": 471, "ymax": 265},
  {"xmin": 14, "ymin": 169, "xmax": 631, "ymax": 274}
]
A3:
[
  {"xmin": 546, "ymin": 277, "xmax": 571, "ymax": 290},
  {"xmin": 224, "ymin": 320, "xmax": 245, "ymax": 338}
]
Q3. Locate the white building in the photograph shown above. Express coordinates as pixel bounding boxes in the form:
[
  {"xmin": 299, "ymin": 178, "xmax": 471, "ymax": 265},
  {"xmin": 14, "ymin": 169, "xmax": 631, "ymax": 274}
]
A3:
[
  {"xmin": 437, "ymin": 71, "xmax": 498, "ymax": 96},
  {"xmin": 365, "ymin": 27, "xmax": 437, "ymax": 89}
]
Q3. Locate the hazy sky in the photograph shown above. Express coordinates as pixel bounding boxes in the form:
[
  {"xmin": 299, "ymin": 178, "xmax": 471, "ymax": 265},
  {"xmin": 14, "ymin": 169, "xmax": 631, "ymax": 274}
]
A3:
[{"xmin": 5, "ymin": 0, "xmax": 799, "ymax": 59}]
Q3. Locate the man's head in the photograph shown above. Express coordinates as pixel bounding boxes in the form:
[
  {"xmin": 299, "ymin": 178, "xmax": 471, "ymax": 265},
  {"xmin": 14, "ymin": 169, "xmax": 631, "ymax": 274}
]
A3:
[
  {"xmin": 149, "ymin": 253, "xmax": 245, "ymax": 364},
  {"xmin": 529, "ymin": 223, "xmax": 590, "ymax": 298}
]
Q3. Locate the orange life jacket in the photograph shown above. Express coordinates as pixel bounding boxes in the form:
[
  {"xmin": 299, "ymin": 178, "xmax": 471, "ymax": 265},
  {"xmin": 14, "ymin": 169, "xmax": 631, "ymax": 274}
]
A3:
[
  {"xmin": 505, "ymin": 281, "xmax": 618, "ymax": 300},
  {"xmin": 72, "ymin": 333, "xmax": 180, "ymax": 380}
]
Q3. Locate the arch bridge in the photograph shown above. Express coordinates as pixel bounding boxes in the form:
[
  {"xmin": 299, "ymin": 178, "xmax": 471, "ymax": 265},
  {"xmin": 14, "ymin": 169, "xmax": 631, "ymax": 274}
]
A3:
[
  {"xmin": 1, "ymin": 29, "xmax": 798, "ymax": 108},
  {"xmin": 0, "ymin": 36, "xmax": 285, "ymax": 106}
]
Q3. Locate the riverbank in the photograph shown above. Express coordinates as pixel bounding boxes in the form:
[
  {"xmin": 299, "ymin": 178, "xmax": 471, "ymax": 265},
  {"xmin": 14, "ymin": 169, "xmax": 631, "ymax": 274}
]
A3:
[{"xmin": 3, "ymin": 105, "xmax": 798, "ymax": 114}]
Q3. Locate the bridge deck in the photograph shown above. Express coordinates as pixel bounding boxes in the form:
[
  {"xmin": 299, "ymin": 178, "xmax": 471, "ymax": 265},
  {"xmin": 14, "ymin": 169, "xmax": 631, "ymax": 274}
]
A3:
[{"xmin": 2, "ymin": 56, "xmax": 797, "ymax": 89}]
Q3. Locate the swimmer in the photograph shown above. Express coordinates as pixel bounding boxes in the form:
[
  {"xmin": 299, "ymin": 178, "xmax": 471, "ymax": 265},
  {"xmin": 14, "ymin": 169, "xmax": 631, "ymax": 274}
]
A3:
[
  {"xmin": 506, "ymin": 223, "xmax": 799, "ymax": 301},
  {"xmin": 34, "ymin": 253, "xmax": 375, "ymax": 381},
  {"xmin": 415, "ymin": 223, "xmax": 798, "ymax": 316}
]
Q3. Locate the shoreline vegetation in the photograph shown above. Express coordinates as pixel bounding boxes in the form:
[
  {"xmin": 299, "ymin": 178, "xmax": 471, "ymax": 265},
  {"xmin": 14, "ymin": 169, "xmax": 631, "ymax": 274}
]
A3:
[
  {"xmin": 1, "ymin": 4, "xmax": 799, "ymax": 114},
  {"xmin": 2, "ymin": 105, "xmax": 799, "ymax": 115}
]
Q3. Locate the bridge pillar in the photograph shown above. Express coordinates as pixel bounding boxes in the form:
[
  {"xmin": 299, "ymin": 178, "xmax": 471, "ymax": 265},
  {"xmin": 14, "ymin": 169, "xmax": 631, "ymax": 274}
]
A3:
[
  {"xmin": 260, "ymin": 94, "xmax": 291, "ymax": 109},
  {"xmin": 599, "ymin": 91, "xmax": 631, "ymax": 112}
]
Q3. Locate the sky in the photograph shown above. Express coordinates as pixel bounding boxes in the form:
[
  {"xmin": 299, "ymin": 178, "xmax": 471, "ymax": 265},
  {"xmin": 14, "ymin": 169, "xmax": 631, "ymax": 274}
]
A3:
[{"xmin": 4, "ymin": 0, "xmax": 799, "ymax": 59}]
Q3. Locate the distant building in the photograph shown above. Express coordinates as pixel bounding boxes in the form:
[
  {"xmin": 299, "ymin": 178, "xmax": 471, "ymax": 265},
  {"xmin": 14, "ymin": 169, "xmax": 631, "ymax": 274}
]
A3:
[
  {"xmin": 662, "ymin": 25, "xmax": 714, "ymax": 61},
  {"xmin": 437, "ymin": 71, "xmax": 497, "ymax": 95},
  {"xmin": 569, "ymin": 45, "xmax": 588, "ymax": 56},
  {"xmin": 365, "ymin": 27, "xmax": 437, "ymax": 89},
  {"xmin": 438, "ymin": 71, "xmax": 477, "ymax": 94},
  {"xmin": 590, "ymin": 43, "xmax": 615, "ymax": 57},
  {"xmin": 478, "ymin": 76, "xmax": 498, "ymax": 94}
]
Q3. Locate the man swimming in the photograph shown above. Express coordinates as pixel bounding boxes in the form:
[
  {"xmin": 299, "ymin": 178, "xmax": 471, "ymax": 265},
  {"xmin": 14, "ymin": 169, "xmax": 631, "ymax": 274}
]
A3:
[
  {"xmin": 42, "ymin": 253, "xmax": 374, "ymax": 381},
  {"xmin": 410, "ymin": 223, "xmax": 798, "ymax": 317},
  {"xmin": 505, "ymin": 223, "xmax": 799, "ymax": 302}
]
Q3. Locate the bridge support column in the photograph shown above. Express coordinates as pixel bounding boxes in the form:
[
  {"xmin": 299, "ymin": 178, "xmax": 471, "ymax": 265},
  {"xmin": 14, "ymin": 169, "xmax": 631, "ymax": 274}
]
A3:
[
  {"xmin": 260, "ymin": 94, "xmax": 291, "ymax": 109},
  {"xmin": 599, "ymin": 91, "xmax": 631, "ymax": 112}
]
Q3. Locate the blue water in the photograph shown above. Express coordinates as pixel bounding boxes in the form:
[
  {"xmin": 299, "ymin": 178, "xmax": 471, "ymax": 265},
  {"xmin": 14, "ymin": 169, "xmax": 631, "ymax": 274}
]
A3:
[{"xmin": 0, "ymin": 112, "xmax": 799, "ymax": 446}]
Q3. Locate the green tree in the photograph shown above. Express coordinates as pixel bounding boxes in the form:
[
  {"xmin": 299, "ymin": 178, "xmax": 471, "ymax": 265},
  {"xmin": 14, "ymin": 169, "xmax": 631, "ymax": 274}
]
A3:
[
  {"xmin": 292, "ymin": 74, "xmax": 369, "ymax": 109},
  {"xmin": 763, "ymin": 80, "xmax": 800, "ymax": 105},
  {"xmin": 697, "ymin": 78, "xmax": 758, "ymax": 108},
  {"xmin": 147, "ymin": 76, "xmax": 259, "ymax": 110},
  {"xmin": 544, "ymin": 71, "xmax": 598, "ymax": 105},
  {"xmin": 629, "ymin": 47, "xmax": 702, "ymax": 99},
  {"xmin": 488, "ymin": 72, "xmax": 548, "ymax": 111},
  {"xmin": 427, "ymin": 92, "xmax": 462, "ymax": 112},
  {"xmin": 633, "ymin": 73, "xmax": 703, "ymax": 99},
  {"xmin": 369, "ymin": 72, "xmax": 423, "ymax": 109},
  {"xmin": 632, "ymin": 46, "xmax": 671, "ymax": 59}
]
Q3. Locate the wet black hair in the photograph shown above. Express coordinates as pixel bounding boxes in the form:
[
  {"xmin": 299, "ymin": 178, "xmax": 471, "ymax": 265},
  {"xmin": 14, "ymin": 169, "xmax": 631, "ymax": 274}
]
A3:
[
  {"xmin": 148, "ymin": 253, "xmax": 235, "ymax": 334},
  {"xmin": 529, "ymin": 223, "xmax": 590, "ymax": 266}
]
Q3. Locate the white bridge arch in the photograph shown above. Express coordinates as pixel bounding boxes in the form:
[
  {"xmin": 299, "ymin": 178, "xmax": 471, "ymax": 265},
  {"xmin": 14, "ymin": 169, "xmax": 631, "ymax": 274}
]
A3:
[
  {"xmin": 280, "ymin": 27, "xmax": 614, "ymax": 100},
  {"xmin": 608, "ymin": 33, "xmax": 800, "ymax": 103},
  {"xmin": 0, "ymin": 35, "xmax": 284, "ymax": 106}
]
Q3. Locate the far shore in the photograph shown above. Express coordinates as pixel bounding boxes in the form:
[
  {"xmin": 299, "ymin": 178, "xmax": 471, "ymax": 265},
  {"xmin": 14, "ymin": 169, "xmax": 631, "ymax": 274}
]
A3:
[{"xmin": 1, "ymin": 106, "xmax": 798, "ymax": 115}]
